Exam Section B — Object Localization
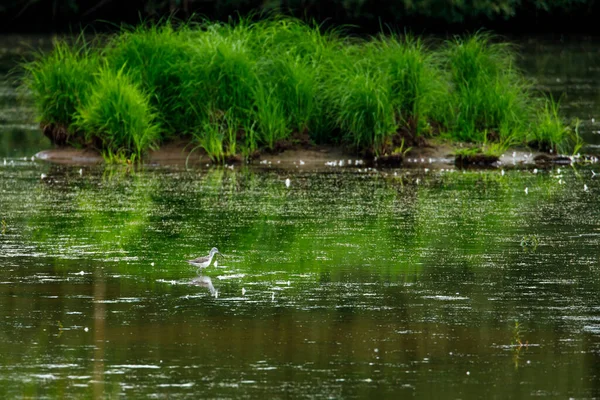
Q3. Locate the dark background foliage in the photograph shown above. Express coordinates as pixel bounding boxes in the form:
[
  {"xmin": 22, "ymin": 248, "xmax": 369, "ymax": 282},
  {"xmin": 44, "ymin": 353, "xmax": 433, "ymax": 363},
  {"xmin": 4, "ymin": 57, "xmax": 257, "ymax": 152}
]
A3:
[{"xmin": 0, "ymin": 0, "xmax": 598, "ymax": 33}]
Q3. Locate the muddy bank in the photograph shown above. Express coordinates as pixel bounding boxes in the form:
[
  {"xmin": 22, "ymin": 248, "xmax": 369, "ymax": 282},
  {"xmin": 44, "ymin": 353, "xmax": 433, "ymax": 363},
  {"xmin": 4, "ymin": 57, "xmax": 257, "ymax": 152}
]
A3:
[{"xmin": 34, "ymin": 140, "xmax": 581, "ymax": 169}]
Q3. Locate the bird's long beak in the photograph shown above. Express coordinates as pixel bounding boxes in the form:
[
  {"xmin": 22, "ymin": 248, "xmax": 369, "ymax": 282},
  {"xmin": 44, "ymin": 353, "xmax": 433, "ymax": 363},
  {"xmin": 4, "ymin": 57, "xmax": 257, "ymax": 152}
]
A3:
[{"xmin": 218, "ymin": 252, "xmax": 227, "ymax": 258}]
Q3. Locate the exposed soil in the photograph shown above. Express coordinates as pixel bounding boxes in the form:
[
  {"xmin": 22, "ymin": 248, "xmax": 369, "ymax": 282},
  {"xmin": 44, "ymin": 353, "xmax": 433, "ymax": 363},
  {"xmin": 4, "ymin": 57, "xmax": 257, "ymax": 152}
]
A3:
[
  {"xmin": 533, "ymin": 154, "xmax": 573, "ymax": 165},
  {"xmin": 374, "ymin": 154, "xmax": 404, "ymax": 167},
  {"xmin": 41, "ymin": 123, "xmax": 71, "ymax": 146},
  {"xmin": 454, "ymin": 153, "xmax": 500, "ymax": 167},
  {"xmin": 34, "ymin": 137, "xmax": 574, "ymax": 170}
]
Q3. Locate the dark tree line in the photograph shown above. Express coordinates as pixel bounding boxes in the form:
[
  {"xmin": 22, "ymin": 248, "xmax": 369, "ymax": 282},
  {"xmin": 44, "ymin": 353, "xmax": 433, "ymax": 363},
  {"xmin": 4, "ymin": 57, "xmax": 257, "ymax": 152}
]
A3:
[{"xmin": 1, "ymin": 0, "xmax": 598, "ymax": 33}]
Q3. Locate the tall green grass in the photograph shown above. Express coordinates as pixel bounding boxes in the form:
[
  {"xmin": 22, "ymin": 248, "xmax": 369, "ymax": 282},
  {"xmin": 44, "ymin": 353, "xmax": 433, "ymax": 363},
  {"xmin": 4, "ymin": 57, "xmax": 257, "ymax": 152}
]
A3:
[
  {"xmin": 442, "ymin": 33, "xmax": 530, "ymax": 143},
  {"xmin": 23, "ymin": 39, "xmax": 99, "ymax": 144},
  {"xmin": 531, "ymin": 97, "xmax": 583, "ymax": 154},
  {"xmin": 256, "ymin": 54, "xmax": 318, "ymax": 136},
  {"xmin": 371, "ymin": 35, "xmax": 441, "ymax": 137},
  {"xmin": 22, "ymin": 18, "xmax": 577, "ymax": 162},
  {"xmin": 326, "ymin": 49, "xmax": 396, "ymax": 152},
  {"xmin": 251, "ymin": 18, "xmax": 342, "ymax": 143},
  {"xmin": 74, "ymin": 67, "xmax": 160, "ymax": 159},
  {"xmin": 105, "ymin": 23, "xmax": 204, "ymax": 139}
]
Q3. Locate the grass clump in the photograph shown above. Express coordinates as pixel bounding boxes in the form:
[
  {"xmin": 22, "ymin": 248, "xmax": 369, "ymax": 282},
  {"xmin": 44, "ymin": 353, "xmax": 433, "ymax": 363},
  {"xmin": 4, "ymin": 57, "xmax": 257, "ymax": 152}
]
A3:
[
  {"xmin": 454, "ymin": 146, "xmax": 501, "ymax": 166},
  {"xmin": 327, "ymin": 55, "xmax": 396, "ymax": 153},
  {"xmin": 442, "ymin": 33, "xmax": 529, "ymax": 143},
  {"xmin": 441, "ymin": 33, "xmax": 577, "ymax": 154},
  {"xmin": 256, "ymin": 54, "xmax": 318, "ymax": 137},
  {"xmin": 23, "ymin": 39, "xmax": 99, "ymax": 145},
  {"xmin": 22, "ymin": 18, "xmax": 579, "ymax": 162},
  {"xmin": 74, "ymin": 67, "xmax": 160, "ymax": 159},
  {"xmin": 371, "ymin": 35, "xmax": 440, "ymax": 137},
  {"xmin": 105, "ymin": 23, "xmax": 202, "ymax": 139},
  {"xmin": 251, "ymin": 19, "xmax": 340, "ymax": 144},
  {"xmin": 186, "ymin": 23, "xmax": 259, "ymax": 155},
  {"xmin": 531, "ymin": 97, "xmax": 583, "ymax": 154}
]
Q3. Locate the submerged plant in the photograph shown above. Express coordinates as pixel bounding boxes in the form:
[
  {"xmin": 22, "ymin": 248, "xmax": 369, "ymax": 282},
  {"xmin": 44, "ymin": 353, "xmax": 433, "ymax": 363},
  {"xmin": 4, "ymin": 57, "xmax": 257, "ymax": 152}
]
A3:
[
  {"xmin": 520, "ymin": 234, "xmax": 539, "ymax": 252},
  {"xmin": 74, "ymin": 66, "xmax": 160, "ymax": 159},
  {"xmin": 511, "ymin": 321, "xmax": 528, "ymax": 369}
]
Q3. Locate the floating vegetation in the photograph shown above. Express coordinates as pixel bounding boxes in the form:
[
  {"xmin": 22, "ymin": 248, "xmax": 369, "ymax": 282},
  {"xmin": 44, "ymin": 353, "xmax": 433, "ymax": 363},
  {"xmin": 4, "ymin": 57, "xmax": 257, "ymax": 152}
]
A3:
[
  {"xmin": 1, "ymin": 217, "xmax": 6, "ymax": 235},
  {"xmin": 22, "ymin": 17, "xmax": 578, "ymax": 162},
  {"xmin": 520, "ymin": 234, "xmax": 539, "ymax": 252},
  {"xmin": 454, "ymin": 147, "xmax": 500, "ymax": 167},
  {"xmin": 511, "ymin": 321, "xmax": 528, "ymax": 369}
]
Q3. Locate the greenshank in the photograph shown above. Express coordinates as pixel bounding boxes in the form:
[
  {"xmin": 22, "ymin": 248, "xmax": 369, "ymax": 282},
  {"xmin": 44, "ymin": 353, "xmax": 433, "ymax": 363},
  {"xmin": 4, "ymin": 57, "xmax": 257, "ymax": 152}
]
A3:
[{"xmin": 187, "ymin": 247, "xmax": 225, "ymax": 270}]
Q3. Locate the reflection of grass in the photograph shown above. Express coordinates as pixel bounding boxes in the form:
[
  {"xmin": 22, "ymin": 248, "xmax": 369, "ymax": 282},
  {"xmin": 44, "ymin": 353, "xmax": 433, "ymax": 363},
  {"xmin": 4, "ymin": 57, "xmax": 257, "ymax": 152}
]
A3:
[
  {"xmin": 21, "ymin": 166, "xmax": 574, "ymax": 281},
  {"xmin": 3, "ymin": 166, "xmax": 599, "ymax": 400},
  {"xmin": 511, "ymin": 321, "xmax": 528, "ymax": 369},
  {"xmin": 27, "ymin": 167, "xmax": 155, "ymax": 270},
  {"xmin": 410, "ymin": 168, "xmax": 570, "ymax": 271},
  {"xmin": 1, "ymin": 217, "xmax": 6, "ymax": 235}
]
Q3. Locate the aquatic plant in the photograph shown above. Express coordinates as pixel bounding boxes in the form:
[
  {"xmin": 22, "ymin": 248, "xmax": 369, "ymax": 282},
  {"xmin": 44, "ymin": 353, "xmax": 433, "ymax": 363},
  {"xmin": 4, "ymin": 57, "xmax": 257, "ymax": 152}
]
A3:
[
  {"xmin": 105, "ymin": 23, "xmax": 205, "ymax": 139},
  {"xmin": 370, "ymin": 34, "xmax": 441, "ymax": 137},
  {"xmin": 325, "ymin": 46, "xmax": 396, "ymax": 153},
  {"xmin": 22, "ymin": 18, "xmax": 577, "ymax": 162},
  {"xmin": 520, "ymin": 234, "xmax": 539, "ymax": 252},
  {"xmin": 454, "ymin": 147, "xmax": 500, "ymax": 166},
  {"xmin": 442, "ymin": 33, "xmax": 530, "ymax": 143},
  {"xmin": 530, "ymin": 97, "xmax": 581, "ymax": 154},
  {"xmin": 22, "ymin": 39, "xmax": 99, "ymax": 145},
  {"xmin": 256, "ymin": 54, "xmax": 318, "ymax": 137},
  {"xmin": 74, "ymin": 66, "xmax": 160, "ymax": 159}
]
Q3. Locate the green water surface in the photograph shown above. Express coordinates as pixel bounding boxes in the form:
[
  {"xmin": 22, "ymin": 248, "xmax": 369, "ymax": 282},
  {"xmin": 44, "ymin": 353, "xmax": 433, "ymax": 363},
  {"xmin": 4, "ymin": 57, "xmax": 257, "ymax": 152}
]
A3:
[{"xmin": 1, "ymin": 163, "xmax": 600, "ymax": 398}]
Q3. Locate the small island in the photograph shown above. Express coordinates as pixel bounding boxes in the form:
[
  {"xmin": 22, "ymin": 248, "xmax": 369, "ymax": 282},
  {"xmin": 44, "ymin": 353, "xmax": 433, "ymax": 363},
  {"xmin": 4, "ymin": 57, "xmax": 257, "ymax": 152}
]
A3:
[{"xmin": 23, "ymin": 16, "xmax": 582, "ymax": 166}]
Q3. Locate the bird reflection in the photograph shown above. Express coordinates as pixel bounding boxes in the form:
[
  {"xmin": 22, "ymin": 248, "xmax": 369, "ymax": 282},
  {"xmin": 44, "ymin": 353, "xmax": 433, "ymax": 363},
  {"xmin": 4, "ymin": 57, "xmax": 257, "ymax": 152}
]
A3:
[{"xmin": 190, "ymin": 274, "xmax": 217, "ymax": 297}]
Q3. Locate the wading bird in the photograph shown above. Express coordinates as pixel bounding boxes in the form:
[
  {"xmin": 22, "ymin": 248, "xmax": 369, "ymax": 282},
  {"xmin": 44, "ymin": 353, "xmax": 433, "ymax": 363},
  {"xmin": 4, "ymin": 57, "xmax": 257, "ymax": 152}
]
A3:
[{"xmin": 187, "ymin": 247, "xmax": 225, "ymax": 270}]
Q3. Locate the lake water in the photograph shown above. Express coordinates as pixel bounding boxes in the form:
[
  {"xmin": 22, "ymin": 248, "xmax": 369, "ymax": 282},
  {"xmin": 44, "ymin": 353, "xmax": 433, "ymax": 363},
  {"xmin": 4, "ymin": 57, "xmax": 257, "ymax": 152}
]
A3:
[{"xmin": 2, "ymin": 35, "xmax": 600, "ymax": 399}]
